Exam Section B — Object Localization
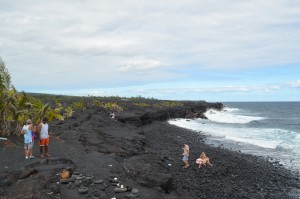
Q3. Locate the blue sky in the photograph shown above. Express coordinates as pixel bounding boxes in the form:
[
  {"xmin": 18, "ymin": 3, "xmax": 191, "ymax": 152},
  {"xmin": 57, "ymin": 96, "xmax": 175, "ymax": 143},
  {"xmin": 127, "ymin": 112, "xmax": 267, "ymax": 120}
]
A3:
[{"xmin": 1, "ymin": 0, "xmax": 300, "ymax": 102}]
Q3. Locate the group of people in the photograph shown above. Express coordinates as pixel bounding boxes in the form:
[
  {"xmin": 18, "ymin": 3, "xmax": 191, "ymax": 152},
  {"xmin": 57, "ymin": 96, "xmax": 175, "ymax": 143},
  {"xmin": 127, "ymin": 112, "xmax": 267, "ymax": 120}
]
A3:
[
  {"xmin": 182, "ymin": 144, "xmax": 213, "ymax": 169},
  {"xmin": 20, "ymin": 118, "xmax": 51, "ymax": 160}
]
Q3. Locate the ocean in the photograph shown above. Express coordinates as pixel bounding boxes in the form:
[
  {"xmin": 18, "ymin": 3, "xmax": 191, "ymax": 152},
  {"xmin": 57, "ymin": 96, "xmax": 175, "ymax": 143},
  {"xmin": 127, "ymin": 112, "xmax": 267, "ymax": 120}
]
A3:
[{"xmin": 168, "ymin": 102, "xmax": 300, "ymax": 172}]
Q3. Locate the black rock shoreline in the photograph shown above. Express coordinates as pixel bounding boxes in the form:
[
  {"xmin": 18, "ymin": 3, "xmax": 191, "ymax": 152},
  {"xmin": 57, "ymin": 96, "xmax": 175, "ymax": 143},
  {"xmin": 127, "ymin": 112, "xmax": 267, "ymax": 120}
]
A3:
[
  {"xmin": 143, "ymin": 121, "xmax": 300, "ymax": 198},
  {"xmin": 0, "ymin": 100, "xmax": 299, "ymax": 198}
]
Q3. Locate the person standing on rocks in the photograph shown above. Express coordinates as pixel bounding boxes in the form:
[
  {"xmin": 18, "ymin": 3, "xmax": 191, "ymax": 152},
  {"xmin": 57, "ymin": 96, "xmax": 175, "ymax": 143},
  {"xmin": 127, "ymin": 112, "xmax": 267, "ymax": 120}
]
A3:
[
  {"xmin": 110, "ymin": 112, "xmax": 115, "ymax": 119},
  {"xmin": 20, "ymin": 119, "xmax": 35, "ymax": 160},
  {"xmin": 37, "ymin": 117, "xmax": 51, "ymax": 158},
  {"xmin": 182, "ymin": 144, "xmax": 190, "ymax": 168}
]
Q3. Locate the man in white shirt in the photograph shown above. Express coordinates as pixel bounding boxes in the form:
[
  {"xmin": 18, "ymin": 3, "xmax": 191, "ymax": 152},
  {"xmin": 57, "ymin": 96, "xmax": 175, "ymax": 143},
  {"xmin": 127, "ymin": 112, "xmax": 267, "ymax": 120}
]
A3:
[{"xmin": 37, "ymin": 118, "xmax": 51, "ymax": 158}]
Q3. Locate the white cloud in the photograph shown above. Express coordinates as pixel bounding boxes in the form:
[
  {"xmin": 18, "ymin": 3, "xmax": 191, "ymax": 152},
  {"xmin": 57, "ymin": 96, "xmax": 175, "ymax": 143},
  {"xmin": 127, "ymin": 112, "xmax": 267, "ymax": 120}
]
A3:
[
  {"xmin": 288, "ymin": 80, "xmax": 300, "ymax": 88},
  {"xmin": 0, "ymin": 0, "xmax": 299, "ymax": 100},
  {"xmin": 76, "ymin": 83, "xmax": 285, "ymax": 96},
  {"xmin": 119, "ymin": 59, "xmax": 166, "ymax": 73}
]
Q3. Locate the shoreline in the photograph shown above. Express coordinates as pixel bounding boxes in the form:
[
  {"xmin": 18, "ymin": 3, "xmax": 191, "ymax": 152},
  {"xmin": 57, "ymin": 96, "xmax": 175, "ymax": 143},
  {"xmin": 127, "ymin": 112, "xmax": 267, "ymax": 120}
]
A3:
[
  {"xmin": 143, "ymin": 121, "xmax": 300, "ymax": 198},
  {"xmin": 0, "ymin": 102, "xmax": 299, "ymax": 198},
  {"xmin": 168, "ymin": 118, "xmax": 300, "ymax": 174}
]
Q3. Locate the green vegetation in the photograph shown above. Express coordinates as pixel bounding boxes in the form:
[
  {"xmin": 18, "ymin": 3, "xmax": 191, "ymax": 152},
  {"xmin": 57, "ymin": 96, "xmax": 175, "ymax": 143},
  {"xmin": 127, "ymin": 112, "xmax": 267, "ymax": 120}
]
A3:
[
  {"xmin": 0, "ymin": 57, "xmax": 185, "ymax": 136},
  {"xmin": 128, "ymin": 95, "xmax": 157, "ymax": 102},
  {"xmin": 103, "ymin": 102, "xmax": 123, "ymax": 112},
  {"xmin": 93, "ymin": 100, "xmax": 124, "ymax": 112},
  {"xmin": 64, "ymin": 106, "xmax": 74, "ymax": 119},
  {"xmin": 133, "ymin": 102, "xmax": 150, "ymax": 107},
  {"xmin": 157, "ymin": 101, "xmax": 184, "ymax": 107},
  {"xmin": 0, "ymin": 58, "xmax": 70, "ymax": 136},
  {"xmin": 133, "ymin": 101, "xmax": 183, "ymax": 108},
  {"xmin": 71, "ymin": 100, "xmax": 85, "ymax": 112}
]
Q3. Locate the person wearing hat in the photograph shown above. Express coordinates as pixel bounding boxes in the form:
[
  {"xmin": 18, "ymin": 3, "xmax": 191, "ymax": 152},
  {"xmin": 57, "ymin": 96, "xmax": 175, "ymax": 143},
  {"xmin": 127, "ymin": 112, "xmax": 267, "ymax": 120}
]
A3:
[
  {"xmin": 37, "ymin": 117, "xmax": 51, "ymax": 158},
  {"xmin": 20, "ymin": 119, "xmax": 35, "ymax": 160}
]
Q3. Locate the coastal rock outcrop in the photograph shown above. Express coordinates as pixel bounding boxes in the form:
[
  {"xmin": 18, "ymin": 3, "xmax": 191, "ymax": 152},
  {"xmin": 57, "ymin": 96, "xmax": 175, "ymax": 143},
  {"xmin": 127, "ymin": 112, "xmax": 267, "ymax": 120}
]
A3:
[{"xmin": 117, "ymin": 101, "xmax": 223, "ymax": 126}]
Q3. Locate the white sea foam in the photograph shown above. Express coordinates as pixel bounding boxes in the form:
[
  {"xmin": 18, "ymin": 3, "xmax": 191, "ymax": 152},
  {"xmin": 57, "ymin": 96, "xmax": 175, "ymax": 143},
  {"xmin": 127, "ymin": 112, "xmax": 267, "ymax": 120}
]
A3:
[
  {"xmin": 223, "ymin": 107, "xmax": 239, "ymax": 112},
  {"xmin": 204, "ymin": 109, "xmax": 265, "ymax": 124},
  {"xmin": 168, "ymin": 119, "xmax": 297, "ymax": 150},
  {"xmin": 225, "ymin": 135, "xmax": 280, "ymax": 149}
]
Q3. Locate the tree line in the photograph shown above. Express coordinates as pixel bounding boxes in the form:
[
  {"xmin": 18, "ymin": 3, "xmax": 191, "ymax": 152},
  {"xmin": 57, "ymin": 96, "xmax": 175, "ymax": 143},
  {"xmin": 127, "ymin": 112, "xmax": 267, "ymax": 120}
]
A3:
[{"xmin": 0, "ymin": 57, "xmax": 186, "ymax": 136}]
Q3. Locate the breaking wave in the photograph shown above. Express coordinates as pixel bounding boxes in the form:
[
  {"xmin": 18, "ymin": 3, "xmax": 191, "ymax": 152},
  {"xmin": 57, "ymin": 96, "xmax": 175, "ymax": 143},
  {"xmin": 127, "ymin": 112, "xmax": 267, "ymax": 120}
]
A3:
[{"xmin": 204, "ymin": 109, "xmax": 265, "ymax": 124}]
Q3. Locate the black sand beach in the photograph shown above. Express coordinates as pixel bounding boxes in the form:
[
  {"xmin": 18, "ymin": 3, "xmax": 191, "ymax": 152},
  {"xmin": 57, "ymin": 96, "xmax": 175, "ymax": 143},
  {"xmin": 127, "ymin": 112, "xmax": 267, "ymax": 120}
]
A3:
[{"xmin": 0, "ymin": 100, "xmax": 299, "ymax": 198}]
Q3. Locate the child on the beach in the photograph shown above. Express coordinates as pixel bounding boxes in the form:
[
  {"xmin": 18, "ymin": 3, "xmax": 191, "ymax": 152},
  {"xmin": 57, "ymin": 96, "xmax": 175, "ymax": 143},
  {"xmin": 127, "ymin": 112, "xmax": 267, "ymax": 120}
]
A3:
[
  {"xmin": 196, "ymin": 152, "xmax": 212, "ymax": 168},
  {"xmin": 182, "ymin": 144, "xmax": 190, "ymax": 168}
]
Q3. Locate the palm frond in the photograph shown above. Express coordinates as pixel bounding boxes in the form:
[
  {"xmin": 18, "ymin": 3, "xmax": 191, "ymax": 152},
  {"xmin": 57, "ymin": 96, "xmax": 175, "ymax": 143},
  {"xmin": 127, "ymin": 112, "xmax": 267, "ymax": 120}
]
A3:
[{"xmin": 0, "ymin": 58, "xmax": 13, "ymax": 90}]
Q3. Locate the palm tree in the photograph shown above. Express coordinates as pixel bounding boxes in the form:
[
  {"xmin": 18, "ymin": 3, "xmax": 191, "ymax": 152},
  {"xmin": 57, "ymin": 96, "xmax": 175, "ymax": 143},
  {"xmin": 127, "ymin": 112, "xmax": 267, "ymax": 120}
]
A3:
[
  {"xmin": 64, "ymin": 106, "xmax": 74, "ymax": 119},
  {"xmin": 0, "ymin": 57, "xmax": 65, "ymax": 135},
  {"xmin": 28, "ymin": 97, "xmax": 66, "ymax": 123},
  {"xmin": 0, "ymin": 58, "xmax": 13, "ymax": 90},
  {"xmin": 11, "ymin": 91, "xmax": 30, "ymax": 132},
  {"xmin": 46, "ymin": 106, "xmax": 65, "ymax": 121},
  {"xmin": 0, "ymin": 58, "xmax": 15, "ymax": 135},
  {"xmin": 28, "ymin": 97, "xmax": 50, "ymax": 124}
]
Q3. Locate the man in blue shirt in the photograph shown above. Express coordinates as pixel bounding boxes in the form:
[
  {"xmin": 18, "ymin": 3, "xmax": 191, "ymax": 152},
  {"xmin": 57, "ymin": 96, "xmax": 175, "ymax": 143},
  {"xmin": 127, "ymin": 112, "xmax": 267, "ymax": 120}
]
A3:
[{"xmin": 20, "ymin": 119, "xmax": 35, "ymax": 160}]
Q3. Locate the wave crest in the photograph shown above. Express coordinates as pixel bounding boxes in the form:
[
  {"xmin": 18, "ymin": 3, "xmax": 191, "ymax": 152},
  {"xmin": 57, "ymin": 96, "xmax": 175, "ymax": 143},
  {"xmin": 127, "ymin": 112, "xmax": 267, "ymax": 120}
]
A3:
[{"xmin": 205, "ymin": 109, "xmax": 264, "ymax": 124}]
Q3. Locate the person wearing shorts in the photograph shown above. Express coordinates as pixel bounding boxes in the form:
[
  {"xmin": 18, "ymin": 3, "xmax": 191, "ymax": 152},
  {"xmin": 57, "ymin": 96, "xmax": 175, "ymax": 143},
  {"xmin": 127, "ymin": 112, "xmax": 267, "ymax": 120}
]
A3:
[
  {"xmin": 21, "ymin": 119, "xmax": 35, "ymax": 160},
  {"xmin": 182, "ymin": 144, "xmax": 190, "ymax": 168},
  {"xmin": 37, "ymin": 117, "xmax": 51, "ymax": 158}
]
